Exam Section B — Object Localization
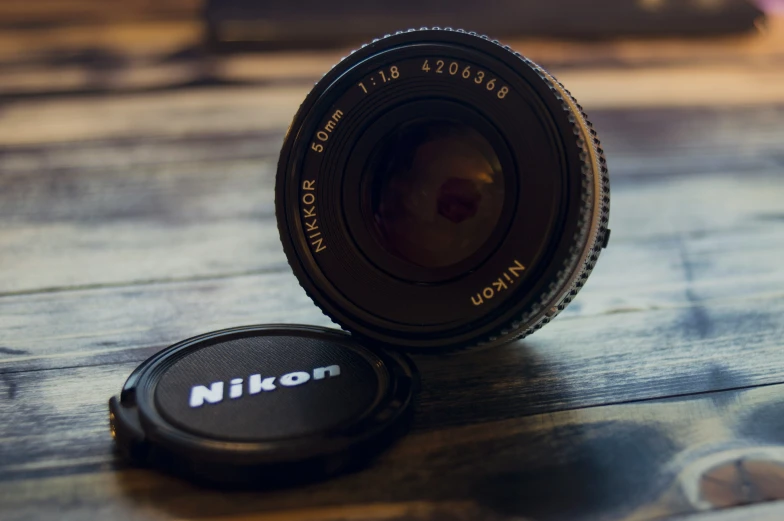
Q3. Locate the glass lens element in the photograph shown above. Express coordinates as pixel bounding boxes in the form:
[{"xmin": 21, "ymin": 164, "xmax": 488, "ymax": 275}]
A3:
[{"xmin": 367, "ymin": 119, "xmax": 505, "ymax": 268}]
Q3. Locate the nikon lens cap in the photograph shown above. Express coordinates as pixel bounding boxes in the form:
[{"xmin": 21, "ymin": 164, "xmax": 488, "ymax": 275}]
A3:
[{"xmin": 109, "ymin": 325, "xmax": 417, "ymax": 486}]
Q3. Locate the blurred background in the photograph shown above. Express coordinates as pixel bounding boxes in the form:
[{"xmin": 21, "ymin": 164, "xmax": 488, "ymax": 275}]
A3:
[{"xmin": 0, "ymin": 0, "xmax": 777, "ymax": 99}]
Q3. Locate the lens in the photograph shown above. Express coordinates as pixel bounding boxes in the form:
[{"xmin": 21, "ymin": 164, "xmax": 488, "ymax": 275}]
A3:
[
  {"xmin": 276, "ymin": 29, "xmax": 610, "ymax": 350},
  {"xmin": 367, "ymin": 119, "xmax": 505, "ymax": 268}
]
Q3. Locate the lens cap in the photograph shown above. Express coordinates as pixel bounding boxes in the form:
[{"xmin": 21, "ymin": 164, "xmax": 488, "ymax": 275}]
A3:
[{"xmin": 109, "ymin": 325, "xmax": 417, "ymax": 486}]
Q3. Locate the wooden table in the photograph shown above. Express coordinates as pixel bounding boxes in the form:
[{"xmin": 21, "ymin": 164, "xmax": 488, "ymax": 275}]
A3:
[{"xmin": 2, "ymin": 5, "xmax": 784, "ymax": 520}]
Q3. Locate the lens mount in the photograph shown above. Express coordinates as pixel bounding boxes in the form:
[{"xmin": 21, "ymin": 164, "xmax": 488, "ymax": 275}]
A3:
[{"xmin": 276, "ymin": 29, "xmax": 610, "ymax": 350}]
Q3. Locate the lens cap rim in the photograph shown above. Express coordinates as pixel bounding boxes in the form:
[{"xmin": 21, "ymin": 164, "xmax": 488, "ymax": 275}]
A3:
[{"xmin": 109, "ymin": 324, "xmax": 417, "ymax": 483}]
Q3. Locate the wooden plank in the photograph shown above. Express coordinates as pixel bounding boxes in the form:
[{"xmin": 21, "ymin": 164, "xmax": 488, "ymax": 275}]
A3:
[
  {"xmin": 595, "ymin": 106, "xmax": 784, "ymax": 177},
  {"xmin": 2, "ymin": 105, "xmax": 781, "ymax": 171},
  {"xmin": 0, "ymin": 166, "xmax": 782, "ymax": 364},
  {"xmin": 1, "ymin": 163, "xmax": 782, "ymax": 294},
  {"xmin": 3, "ymin": 382, "xmax": 784, "ymax": 520},
  {"xmin": 0, "ymin": 102, "xmax": 782, "ymax": 294},
  {"xmin": 676, "ymin": 503, "xmax": 784, "ymax": 520},
  {"xmin": 3, "ymin": 270, "xmax": 784, "ymax": 433},
  {"xmin": 0, "ymin": 213, "xmax": 783, "ymax": 367},
  {"xmin": 6, "ymin": 53, "xmax": 784, "ymax": 104},
  {"xmin": 0, "ymin": 157, "xmax": 288, "ymax": 294},
  {"xmin": 0, "ymin": 86, "xmax": 304, "ymax": 146},
  {"xmin": 4, "ymin": 66, "xmax": 784, "ymax": 145},
  {"xmin": 0, "ymin": 132, "xmax": 279, "ymax": 173}
]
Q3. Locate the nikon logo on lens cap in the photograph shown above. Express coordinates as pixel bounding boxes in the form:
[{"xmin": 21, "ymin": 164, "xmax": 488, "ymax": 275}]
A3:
[{"xmin": 109, "ymin": 325, "xmax": 417, "ymax": 485}]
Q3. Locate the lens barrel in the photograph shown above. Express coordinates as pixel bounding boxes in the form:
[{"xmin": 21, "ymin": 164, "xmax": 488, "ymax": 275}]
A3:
[{"xmin": 276, "ymin": 28, "xmax": 610, "ymax": 350}]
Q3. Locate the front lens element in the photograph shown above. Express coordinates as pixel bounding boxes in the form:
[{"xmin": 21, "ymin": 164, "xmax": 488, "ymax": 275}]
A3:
[{"xmin": 367, "ymin": 120, "xmax": 505, "ymax": 268}]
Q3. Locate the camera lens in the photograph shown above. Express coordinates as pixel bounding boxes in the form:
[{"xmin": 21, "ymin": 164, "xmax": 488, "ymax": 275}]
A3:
[
  {"xmin": 276, "ymin": 29, "xmax": 610, "ymax": 350},
  {"xmin": 367, "ymin": 119, "xmax": 504, "ymax": 268}
]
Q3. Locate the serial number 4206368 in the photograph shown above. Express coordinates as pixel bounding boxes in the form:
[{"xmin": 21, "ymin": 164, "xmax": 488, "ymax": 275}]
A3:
[{"xmin": 421, "ymin": 59, "xmax": 509, "ymax": 99}]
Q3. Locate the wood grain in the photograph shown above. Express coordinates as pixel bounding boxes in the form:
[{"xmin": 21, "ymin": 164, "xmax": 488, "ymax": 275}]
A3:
[
  {"xmin": 1, "ymin": 217, "xmax": 783, "ymax": 366},
  {"xmin": 1, "ymin": 105, "xmax": 782, "ymax": 294},
  {"xmin": 3, "ymin": 282, "xmax": 784, "ymax": 431},
  {"xmin": 0, "ymin": 167, "xmax": 781, "ymax": 294},
  {"xmin": 677, "ymin": 503, "xmax": 784, "ymax": 521},
  {"xmin": 4, "ymin": 382, "xmax": 784, "ymax": 520},
  {"xmin": 1, "ymin": 292, "xmax": 784, "ymax": 473}
]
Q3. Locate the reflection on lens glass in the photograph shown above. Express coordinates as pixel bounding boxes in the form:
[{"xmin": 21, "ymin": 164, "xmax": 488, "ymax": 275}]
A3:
[{"xmin": 367, "ymin": 119, "xmax": 505, "ymax": 268}]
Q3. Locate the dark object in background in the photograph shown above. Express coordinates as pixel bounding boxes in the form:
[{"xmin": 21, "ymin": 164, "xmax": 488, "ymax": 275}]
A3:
[
  {"xmin": 205, "ymin": 0, "xmax": 764, "ymax": 51},
  {"xmin": 275, "ymin": 29, "xmax": 610, "ymax": 350},
  {"xmin": 109, "ymin": 325, "xmax": 417, "ymax": 486}
]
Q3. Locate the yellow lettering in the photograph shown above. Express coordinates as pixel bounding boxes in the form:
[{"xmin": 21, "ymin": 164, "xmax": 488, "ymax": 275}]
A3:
[
  {"xmin": 509, "ymin": 259, "xmax": 526, "ymax": 278},
  {"xmin": 472, "ymin": 259, "xmax": 526, "ymax": 304},
  {"xmin": 312, "ymin": 237, "xmax": 327, "ymax": 253},
  {"xmin": 492, "ymin": 278, "xmax": 507, "ymax": 292},
  {"xmin": 301, "ymin": 184, "xmax": 326, "ymax": 253}
]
